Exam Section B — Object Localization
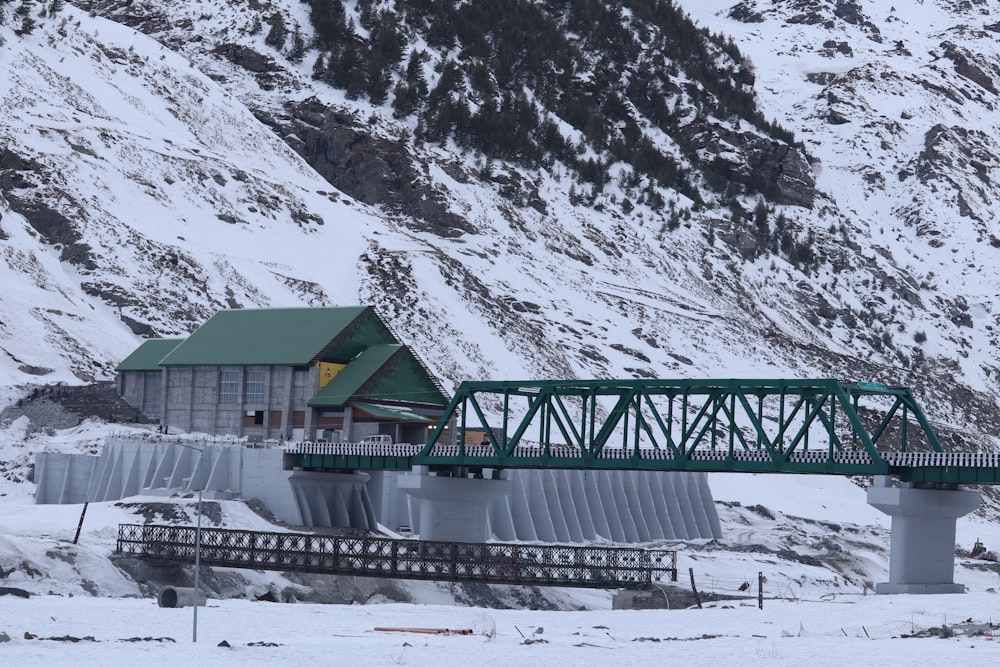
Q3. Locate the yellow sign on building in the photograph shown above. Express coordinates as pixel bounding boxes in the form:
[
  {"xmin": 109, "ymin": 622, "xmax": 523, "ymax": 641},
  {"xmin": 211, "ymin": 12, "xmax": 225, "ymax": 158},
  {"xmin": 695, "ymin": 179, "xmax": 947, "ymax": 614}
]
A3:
[{"xmin": 318, "ymin": 362, "xmax": 346, "ymax": 389}]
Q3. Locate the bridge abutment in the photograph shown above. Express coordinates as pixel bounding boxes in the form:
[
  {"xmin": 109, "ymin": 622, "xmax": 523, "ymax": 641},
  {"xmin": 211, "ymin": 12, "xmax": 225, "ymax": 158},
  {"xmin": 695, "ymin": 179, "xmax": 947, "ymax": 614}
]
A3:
[
  {"xmin": 398, "ymin": 469, "xmax": 511, "ymax": 542},
  {"xmin": 867, "ymin": 475, "xmax": 980, "ymax": 594}
]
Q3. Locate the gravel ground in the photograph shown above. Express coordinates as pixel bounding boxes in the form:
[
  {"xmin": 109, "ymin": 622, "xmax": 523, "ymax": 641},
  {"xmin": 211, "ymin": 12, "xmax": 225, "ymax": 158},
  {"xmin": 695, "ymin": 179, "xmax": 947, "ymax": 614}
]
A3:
[{"xmin": 0, "ymin": 381, "xmax": 151, "ymax": 433}]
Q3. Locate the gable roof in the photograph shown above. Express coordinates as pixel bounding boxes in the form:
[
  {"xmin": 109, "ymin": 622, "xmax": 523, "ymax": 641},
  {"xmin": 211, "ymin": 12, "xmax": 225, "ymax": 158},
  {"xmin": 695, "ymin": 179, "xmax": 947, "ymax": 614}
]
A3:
[
  {"xmin": 115, "ymin": 339, "xmax": 184, "ymax": 372},
  {"xmin": 309, "ymin": 344, "xmax": 403, "ymax": 407},
  {"xmin": 116, "ymin": 306, "xmax": 450, "ymax": 411},
  {"xmin": 308, "ymin": 344, "xmax": 449, "ymax": 408},
  {"xmin": 158, "ymin": 306, "xmax": 371, "ymax": 367}
]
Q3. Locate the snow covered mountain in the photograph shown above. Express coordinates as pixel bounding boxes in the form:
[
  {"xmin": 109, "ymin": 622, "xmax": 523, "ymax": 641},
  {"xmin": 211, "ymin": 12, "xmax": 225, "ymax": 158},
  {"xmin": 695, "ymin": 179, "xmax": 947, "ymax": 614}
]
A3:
[
  {"xmin": 3, "ymin": 0, "xmax": 1000, "ymax": 459},
  {"xmin": 7, "ymin": 1, "xmax": 1000, "ymax": 623}
]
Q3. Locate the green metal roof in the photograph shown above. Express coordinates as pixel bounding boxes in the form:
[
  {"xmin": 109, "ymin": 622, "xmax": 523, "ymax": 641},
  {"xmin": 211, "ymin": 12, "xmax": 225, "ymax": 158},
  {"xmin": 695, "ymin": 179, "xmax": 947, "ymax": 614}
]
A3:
[
  {"xmin": 363, "ymin": 351, "xmax": 449, "ymax": 406},
  {"xmin": 353, "ymin": 402, "xmax": 435, "ymax": 423},
  {"xmin": 325, "ymin": 310, "xmax": 399, "ymax": 361},
  {"xmin": 309, "ymin": 344, "xmax": 403, "ymax": 408},
  {"xmin": 115, "ymin": 339, "xmax": 184, "ymax": 372},
  {"xmin": 159, "ymin": 306, "xmax": 370, "ymax": 367}
]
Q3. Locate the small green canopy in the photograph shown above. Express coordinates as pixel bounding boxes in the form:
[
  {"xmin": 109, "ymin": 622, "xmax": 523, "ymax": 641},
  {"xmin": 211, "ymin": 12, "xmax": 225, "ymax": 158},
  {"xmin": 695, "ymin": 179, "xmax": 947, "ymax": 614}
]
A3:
[
  {"xmin": 353, "ymin": 403, "xmax": 435, "ymax": 422},
  {"xmin": 309, "ymin": 345, "xmax": 402, "ymax": 407},
  {"xmin": 309, "ymin": 344, "xmax": 449, "ymax": 408}
]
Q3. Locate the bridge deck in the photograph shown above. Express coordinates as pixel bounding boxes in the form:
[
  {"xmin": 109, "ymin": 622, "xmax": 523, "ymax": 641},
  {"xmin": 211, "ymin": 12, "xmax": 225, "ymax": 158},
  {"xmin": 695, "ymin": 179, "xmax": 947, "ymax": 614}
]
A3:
[
  {"xmin": 278, "ymin": 380, "xmax": 1000, "ymax": 483},
  {"xmin": 115, "ymin": 524, "xmax": 677, "ymax": 590},
  {"xmin": 284, "ymin": 443, "xmax": 1000, "ymax": 483}
]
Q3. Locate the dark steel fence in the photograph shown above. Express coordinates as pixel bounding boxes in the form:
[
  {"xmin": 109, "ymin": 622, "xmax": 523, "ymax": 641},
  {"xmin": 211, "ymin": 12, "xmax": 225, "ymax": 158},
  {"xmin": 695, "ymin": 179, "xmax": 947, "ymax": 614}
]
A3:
[{"xmin": 116, "ymin": 523, "xmax": 677, "ymax": 589}]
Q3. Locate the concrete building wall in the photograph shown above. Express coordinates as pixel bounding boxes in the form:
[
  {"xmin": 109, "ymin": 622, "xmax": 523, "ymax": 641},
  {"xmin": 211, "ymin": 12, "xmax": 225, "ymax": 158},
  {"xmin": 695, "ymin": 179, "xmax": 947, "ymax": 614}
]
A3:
[
  {"xmin": 191, "ymin": 367, "xmax": 219, "ymax": 410},
  {"xmin": 292, "ymin": 367, "xmax": 314, "ymax": 405},
  {"xmin": 350, "ymin": 422, "xmax": 381, "ymax": 442},
  {"xmin": 120, "ymin": 363, "xmax": 386, "ymax": 442},
  {"xmin": 164, "ymin": 367, "xmax": 195, "ymax": 431},
  {"xmin": 119, "ymin": 370, "xmax": 163, "ymax": 420},
  {"xmin": 296, "ymin": 367, "xmax": 319, "ymax": 440},
  {"xmin": 149, "ymin": 364, "xmax": 344, "ymax": 441}
]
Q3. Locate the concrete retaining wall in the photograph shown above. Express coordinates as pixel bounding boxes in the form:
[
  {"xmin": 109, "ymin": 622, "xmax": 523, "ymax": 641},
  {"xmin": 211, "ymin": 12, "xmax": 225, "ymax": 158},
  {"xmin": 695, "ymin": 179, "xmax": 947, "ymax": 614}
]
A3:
[{"xmin": 36, "ymin": 437, "xmax": 722, "ymax": 543}]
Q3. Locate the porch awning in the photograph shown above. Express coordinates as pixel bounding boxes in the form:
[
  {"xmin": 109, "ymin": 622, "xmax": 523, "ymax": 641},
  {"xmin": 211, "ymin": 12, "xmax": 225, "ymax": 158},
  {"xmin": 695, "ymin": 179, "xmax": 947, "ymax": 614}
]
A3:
[{"xmin": 352, "ymin": 402, "xmax": 436, "ymax": 423}]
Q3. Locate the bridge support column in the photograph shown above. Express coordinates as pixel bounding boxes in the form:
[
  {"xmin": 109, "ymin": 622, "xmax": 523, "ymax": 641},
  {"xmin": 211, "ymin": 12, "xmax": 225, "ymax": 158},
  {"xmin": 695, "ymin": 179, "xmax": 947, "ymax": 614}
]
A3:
[
  {"xmin": 867, "ymin": 476, "xmax": 980, "ymax": 594},
  {"xmin": 288, "ymin": 471, "xmax": 377, "ymax": 530},
  {"xmin": 398, "ymin": 470, "xmax": 511, "ymax": 542}
]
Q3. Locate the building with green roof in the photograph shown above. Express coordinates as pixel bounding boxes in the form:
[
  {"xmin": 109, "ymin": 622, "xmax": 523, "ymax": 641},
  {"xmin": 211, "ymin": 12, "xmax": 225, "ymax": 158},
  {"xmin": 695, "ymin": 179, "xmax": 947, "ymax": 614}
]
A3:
[{"xmin": 115, "ymin": 306, "xmax": 449, "ymax": 442}]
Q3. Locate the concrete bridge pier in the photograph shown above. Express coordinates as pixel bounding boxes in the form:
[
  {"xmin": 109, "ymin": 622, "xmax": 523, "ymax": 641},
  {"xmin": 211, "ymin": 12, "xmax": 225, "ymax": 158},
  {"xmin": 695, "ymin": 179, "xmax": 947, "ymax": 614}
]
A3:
[
  {"xmin": 867, "ymin": 476, "xmax": 981, "ymax": 594},
  {"xmin": 398, "ymin": 468, "xmax": 512, "ymax": 542},
  {"xmin": 288, "ymin": 471, "xmax": 377, "ymax": 529}
]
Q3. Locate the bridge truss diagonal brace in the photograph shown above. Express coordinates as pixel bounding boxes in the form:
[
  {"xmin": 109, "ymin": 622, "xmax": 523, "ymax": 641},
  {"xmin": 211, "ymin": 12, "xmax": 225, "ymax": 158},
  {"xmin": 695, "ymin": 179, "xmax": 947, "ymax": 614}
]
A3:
[{"xmin": 417, "ymin": 379, "xmax": 944, "ymax": 474}]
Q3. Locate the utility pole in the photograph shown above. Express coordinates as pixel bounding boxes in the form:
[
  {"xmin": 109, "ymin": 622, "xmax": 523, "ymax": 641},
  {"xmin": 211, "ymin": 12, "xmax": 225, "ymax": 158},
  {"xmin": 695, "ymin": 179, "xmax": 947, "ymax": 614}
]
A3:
[
  {"xmin": 688, "ymin": 568, "xmax": 702, "ymax": 609},
  {"xmin": 73, "ymin": 503, "xmax": 89, "ymax": 544},
  {"xmin": 193, "ymin": 488, "xmax": 202, "ymax": 643}
]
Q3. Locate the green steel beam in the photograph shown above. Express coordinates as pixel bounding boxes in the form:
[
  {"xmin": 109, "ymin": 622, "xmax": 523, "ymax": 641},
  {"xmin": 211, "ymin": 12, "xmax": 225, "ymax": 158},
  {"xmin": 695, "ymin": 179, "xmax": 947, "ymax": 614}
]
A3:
[
  {"xmin": 414, "ymin": 379, "xmax": 936, "ymax": 474},
  {"xmin": 896, "ymin": 466, "xmax": 1000, "ymax": 485},
  {"xmin": 292, "ymin": 453, "xmax": 414, "ymax": 471},
  {"xmin": 285, "ymin": 379, "xmax": 1000, "ymax": 482}
]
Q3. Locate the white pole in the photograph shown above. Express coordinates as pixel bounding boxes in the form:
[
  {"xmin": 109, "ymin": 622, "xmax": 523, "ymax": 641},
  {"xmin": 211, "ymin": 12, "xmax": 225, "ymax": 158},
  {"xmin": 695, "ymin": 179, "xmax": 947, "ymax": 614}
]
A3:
[{"xmin": 193, "ymin": 488, "xmax": 202, "ymax": 643}]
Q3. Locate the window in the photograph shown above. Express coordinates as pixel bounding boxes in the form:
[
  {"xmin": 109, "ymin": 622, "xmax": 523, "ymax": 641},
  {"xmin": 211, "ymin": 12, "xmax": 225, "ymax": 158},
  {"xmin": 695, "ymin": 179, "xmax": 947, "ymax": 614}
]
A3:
[
  {"xmin": 243, "ymin": 410, "xmax": 264, "ymax": 427},
  {"xmin": 219, "ymin": 368, "xmax": 239, "ymax": 404},
  {"xmin": 244, "ymin": 368, "xmax": 266, "ymax": 404}
]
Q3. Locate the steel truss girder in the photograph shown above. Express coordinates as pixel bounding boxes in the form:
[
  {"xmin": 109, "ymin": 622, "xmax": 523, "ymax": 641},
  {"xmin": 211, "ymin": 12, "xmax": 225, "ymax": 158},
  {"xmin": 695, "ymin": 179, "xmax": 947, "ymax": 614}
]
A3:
[
  {"xmin": 418, "ymin": 378, "xmax": 943, "ymax": 474},
  {"xmin": 115, "ymin": 524, "xmax": 677, "ymax": 590}
]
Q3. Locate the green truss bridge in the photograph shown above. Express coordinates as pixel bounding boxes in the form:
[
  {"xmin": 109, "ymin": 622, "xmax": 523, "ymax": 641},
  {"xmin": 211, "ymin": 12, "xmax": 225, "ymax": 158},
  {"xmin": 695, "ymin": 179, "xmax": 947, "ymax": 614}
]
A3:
[{"xmin": 286, "ymin": 378, "xmax": 1000, "ymax": 485}]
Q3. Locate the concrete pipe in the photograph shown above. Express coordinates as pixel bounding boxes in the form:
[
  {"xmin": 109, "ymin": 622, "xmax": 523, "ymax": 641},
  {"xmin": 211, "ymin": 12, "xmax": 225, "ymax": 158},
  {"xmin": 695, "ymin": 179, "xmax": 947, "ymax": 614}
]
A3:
[{"xmin": 157, "ymin": 586, "xmax": 207, "ymax": 608}]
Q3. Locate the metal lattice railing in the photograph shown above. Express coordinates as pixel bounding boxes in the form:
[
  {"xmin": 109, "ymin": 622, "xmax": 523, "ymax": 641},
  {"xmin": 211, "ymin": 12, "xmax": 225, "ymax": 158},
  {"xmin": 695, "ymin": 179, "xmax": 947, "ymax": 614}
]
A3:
[{"xmin": 116, "ymin": 524, "xmax": 677, "ymax": 590}]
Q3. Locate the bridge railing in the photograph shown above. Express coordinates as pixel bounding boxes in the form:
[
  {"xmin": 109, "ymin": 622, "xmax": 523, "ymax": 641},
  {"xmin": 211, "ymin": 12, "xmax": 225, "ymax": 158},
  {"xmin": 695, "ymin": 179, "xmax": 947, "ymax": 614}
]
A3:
[{"xmin": 115, "ymin": 524, "xmax": 677, "ymax": 590}]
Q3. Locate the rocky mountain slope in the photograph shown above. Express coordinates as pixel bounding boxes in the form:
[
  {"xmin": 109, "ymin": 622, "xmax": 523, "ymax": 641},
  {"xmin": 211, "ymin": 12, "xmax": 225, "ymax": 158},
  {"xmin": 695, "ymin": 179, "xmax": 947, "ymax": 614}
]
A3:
[{"xmin": 2, "ymin": 0, "xmax": 1000, "ymax": 460}]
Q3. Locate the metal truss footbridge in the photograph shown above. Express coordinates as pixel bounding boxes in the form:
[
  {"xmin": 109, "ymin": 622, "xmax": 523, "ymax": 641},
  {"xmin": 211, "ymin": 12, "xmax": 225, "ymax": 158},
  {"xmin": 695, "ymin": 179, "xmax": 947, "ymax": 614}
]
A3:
[{"xmin": 116, "ymin": 524, "xmax": 677, "ymax": 590}]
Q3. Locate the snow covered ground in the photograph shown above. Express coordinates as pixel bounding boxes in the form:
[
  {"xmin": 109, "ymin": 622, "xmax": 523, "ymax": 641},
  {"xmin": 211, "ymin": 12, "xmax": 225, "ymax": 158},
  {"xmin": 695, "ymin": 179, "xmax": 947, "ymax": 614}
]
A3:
[
  {"xmin": 3, "ymin": 463, "xmax": 1000, "ymax": 664},
  {"xmin": 4, "ymin": 588, "xmax": 1000, "ymax": 665},
  {"xmin": 1, "ymin": 387, "xmax": 998, "ymax": 665}
]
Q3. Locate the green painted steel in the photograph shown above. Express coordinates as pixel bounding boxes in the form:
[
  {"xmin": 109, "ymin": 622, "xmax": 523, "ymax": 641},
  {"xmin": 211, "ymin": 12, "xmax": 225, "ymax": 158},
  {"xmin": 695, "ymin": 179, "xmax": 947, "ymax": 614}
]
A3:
[
  {"xmin": 352, "ymin": 402, "xmax": 436, "ymax": 422},
  {"xmin": 284, "ymin": 378, "xmax": 1000, "ymax": 483},
  {"xmin": 898, "ymin": 466, "xmax": 1000, "ymax": 485},
  {"xmin": 308, "ymin": 344, "xmax": 403, "ymax": 407},
  {"xmin": 114, "ymin": 338, "xmax": 183, "ymax": 372},
  {"xmin": 158, "ymin": 306, "xmax": 372, "ymax": 367},
  {"xmin": 289, "ymin": 378, "xmax": 1000, "ymax": 480},
  {"xmin": 291, "ymin": 451, "xmax": 416, "ymax": 471},
  {"xmin": 415, "ymin": 379, "xmax": 936, "ymax": 472}
]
